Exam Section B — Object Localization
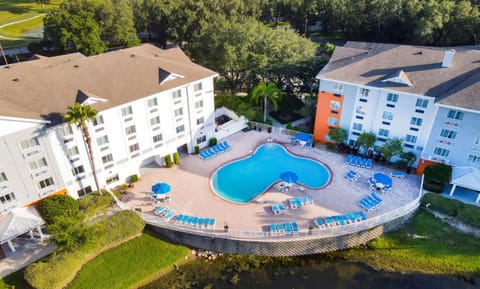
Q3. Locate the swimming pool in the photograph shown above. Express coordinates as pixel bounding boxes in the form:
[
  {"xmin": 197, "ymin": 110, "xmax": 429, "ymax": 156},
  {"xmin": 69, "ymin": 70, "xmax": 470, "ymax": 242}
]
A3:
[{"xmin": 210, "ymin": 143, "xmax": 331, "ymax": 204}]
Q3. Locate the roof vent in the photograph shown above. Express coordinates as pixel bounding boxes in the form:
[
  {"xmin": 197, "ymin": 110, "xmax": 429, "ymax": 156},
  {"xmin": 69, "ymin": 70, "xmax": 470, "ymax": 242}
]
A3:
[
  {"xmin": 413, "ymin": 51, "xmax": 423, "ymax": 55},
  {"xmin": 12, "ymin": 78, "xmax": 19, "ymax": 82},
  {"xmin": 130, "ymin": 54, "xmax": 135, "ymax": 57},
  {"xmin": 442, "ymin": 49, "xmax": 455, "ymax": 68},
  {"xmin": 73, "ymin": 64, "xmax": 79, "ymax": 68}
]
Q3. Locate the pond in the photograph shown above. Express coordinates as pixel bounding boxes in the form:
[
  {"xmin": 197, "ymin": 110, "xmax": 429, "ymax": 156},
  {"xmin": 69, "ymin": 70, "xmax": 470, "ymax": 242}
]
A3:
[{"xmin": 140, "ymin": 255, "xmax": 478, "ymax": 289}]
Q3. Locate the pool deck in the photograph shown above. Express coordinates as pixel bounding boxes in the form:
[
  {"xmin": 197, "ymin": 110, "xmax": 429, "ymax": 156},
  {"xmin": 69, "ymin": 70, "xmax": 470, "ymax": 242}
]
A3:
[{"xmin": 122, "ymin": 130, "xmax": 421, "ymax": 233}]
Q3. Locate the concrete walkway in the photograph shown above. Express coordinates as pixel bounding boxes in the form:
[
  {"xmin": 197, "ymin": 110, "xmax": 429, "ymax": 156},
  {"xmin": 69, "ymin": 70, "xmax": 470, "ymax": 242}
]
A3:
[{"xmin": 0, "ymin": 237, "xmax": 56, "ymax": 278}]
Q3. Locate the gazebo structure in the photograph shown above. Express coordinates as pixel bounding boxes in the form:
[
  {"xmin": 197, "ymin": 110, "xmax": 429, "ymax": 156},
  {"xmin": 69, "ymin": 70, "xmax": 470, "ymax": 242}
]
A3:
[
  {"xmin": 449, "ymin": 167, "xmax": 480, "ymax": 203},
  {"xmin": 0, "ymin": 207, "xmax": 45, "ymax": 254}
]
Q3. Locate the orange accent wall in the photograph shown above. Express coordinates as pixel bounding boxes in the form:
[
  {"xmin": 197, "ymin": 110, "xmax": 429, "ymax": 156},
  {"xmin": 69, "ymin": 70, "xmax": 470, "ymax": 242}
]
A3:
[
  {"xmin": 416, "ymin": 158, "xmax": 438, "ymax": 175},
  {"xmin": 23, "ymin": 188, "xmax": 68, "ymax": 207},
  {"xmin": 313, "ymin": 91, "xmax": 344, "ymax": 143}
]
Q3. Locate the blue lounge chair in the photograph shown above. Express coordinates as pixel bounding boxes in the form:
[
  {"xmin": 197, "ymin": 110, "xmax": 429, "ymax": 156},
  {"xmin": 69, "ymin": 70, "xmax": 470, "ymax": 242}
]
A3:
[
  {"xmin": 371, "ymin": 191, "xmax": 383, "ymax": 204},
  {"xmin": 305, "ymin": 195, "xmax": 313, "ymax": 204},
  {"xmin": 277, "ymin": 223, "xmax": 285, "ymax": 235},
  {"xmin": 345, "ymin": 154, "xmax": 353, "ymax": 164},
  {"xmin": 198, "ymin": 218, "xmax": 204, "ymax": 228},
  {"xmin": 271, "ymin": 204, "xmax": 280, "ymax": 215},
  {"xmin": 163, "ymin": 209, "xmax": 176, "ymax": 221},
  {"xmin": 208, "ymin": 218, "xmax": 216, "ymax": 228},
  {"xmin": 289, "ymin": 198, "xmax": 298, "ymax": 209},
  {"xmin": 291, "ymin": 221, "xmax": 299, "ymax": 234},
  {"xmin": 315, "ymin": 217, "xmax": 324, "ymax": 228},
  {"xmin": 154, "ymin": 206, "xmax": 167, "ymax": 215},
  {"xmin": 366, "ymin": 159, "xmax": 372, "ymax": 169},
  {"xmin": 175, "ymin": 214, "xmax": 184, "ymax": 224},
  {"xmin": 325, "ymin": 217, "xmax": 333, "ymax": 227},
  {"xmin": 212, "ymin": 145, "xmax": 224, "ymax": 154},
  {"xmin": 285, "ymin": 222, "xmax": 292, "ymax": 235},
  {"xmin": 391, "ymin": 171, "xmax": 405, "ymax": 179},
  {"xmin": 220, "ymin": 141, "xmax": 231, "ymax": 151},
  {"xmin": 269, "ymin": 224, "xmax": 277, "ymax": 236},
  {"xmin": 191, "ymin": 216, "xmax": 198, "ymax": 226},
  {"xmin": 278, "ymin": 203, "xmax": 286, "ymax": 213},
  {"xmin": 359, "ymin": 199, "xmax": 373, "ymax": 211}
]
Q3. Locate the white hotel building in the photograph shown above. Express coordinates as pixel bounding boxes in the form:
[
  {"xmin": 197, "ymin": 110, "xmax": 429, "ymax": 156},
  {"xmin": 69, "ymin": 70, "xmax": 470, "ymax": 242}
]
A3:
[
  {"xmin": 314, "ymin": 42, "xmax": 480, "ymax": 201},
  {"xmin": 0, "ymin": 44, "xmax": 218, "ymax": 213}
]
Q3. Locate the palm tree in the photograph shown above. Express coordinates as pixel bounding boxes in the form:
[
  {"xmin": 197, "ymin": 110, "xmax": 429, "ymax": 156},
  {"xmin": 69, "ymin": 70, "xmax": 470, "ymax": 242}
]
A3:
[
  {"xmin": 250, "ymin": 82, "xmax": 282, "ymax": 122},
  {"xmin": 64, "ymin": 103, "xmax": 102, "ymax": 195}
]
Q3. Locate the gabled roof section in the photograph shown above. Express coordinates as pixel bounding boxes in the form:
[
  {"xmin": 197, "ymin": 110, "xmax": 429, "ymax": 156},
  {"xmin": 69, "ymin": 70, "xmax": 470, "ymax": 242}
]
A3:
[
  {"xmin": 317, "ymin": 41, "xmax": 480, "ymax": 110},
  {"xmin": 381, "ymin": 70, "xmax": 413, "ymax": 87},
  {"xmin": 75, "ymin": 89, "xmax": 108, "ymax": 105},
  {"xmin": 0, "ymin": 44, "xmax": 218, "ymax": 122},
  {"xmin": 451, "ymin": 167, "xmax": 480, "ymax": 191},
  {"xmin": 0, "ymin": 207, "xmax": 45, "ymax": 243},
  {"xmin": 158, "ymin": 68, "xmax": 184, "ymax": 85}
]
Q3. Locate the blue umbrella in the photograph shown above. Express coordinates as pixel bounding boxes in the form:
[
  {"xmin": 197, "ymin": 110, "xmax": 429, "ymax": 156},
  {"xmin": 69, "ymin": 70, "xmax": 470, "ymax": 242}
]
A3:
[
  {"xmin": 279, "ymin": 171, "xmax": 298, "ymax": 184},
  {"xmin": 151, "ymin": 183, "xmax": 171, "ymax": 195}
]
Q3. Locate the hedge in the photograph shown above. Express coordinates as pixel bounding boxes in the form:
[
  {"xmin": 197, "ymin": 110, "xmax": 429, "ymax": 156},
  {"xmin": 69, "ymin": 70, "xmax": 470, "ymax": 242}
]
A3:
[
  {"xmin": 78, "ymin": 192, "xmax": 114, "ymax": 217},
  {"xmin": 422, "ymin": 193, "xmax": 480, "ymax": 228},
  {"xmin": 39, "ymin": 195, "xmax": 80, "ymax": 225},
  {"xmin": 24, "ymin": 210, "xmax": 145, "ymax": 289}
]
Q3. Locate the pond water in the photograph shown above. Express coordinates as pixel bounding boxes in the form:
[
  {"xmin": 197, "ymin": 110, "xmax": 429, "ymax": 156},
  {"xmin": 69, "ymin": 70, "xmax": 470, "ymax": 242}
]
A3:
[{"xmin": 141, "ymin": 256, "xmax": 479, "ymax": 289}]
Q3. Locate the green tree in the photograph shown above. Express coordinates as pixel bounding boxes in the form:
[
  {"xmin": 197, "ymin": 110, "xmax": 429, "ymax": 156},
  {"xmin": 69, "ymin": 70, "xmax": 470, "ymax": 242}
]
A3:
[
  {"xmin": 328, "ymin": 127, "xmax": 347, "ymax": 148},
  {"xmin": 98, "ymin": 0, "xmax": 140, "ymax": 47},
  {"xmin": 356, "ymin": 132, "xmax": 376, "ymax": 155},
  {"xmin": 401, "ymin": 151, "xmax": 417, "ymax": 168},
  {"xmin": 380, "ymin": 137, "xmax": 403, "ymax": 164},
  {"xmin": 64, "ymin": 103, "xmax": 101, "ymax": 194},
  {"xmin": 39, "ymin": 195, "xmax": 80, "ymax": 225},
  {"xmin": 43, "ymin": 0, "xmax": 106, "ymax": 55},
  {"xmin": 250, "ymin": 82, "xmax": 282, "ymax": 122}
]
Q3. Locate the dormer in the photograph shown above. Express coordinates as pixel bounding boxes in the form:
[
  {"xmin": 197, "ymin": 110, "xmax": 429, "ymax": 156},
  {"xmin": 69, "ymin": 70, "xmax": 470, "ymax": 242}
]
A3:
[
  {"xmin": 75, "ymin": 89, "xmax": 108, "ymax": 105},
  {"xmin": 158, "ymin": 68, "xmax": 184, "ymax": 85},
  {"xmin": 381, "ymin": 70, "xmax": 413, "ymax": 87}
]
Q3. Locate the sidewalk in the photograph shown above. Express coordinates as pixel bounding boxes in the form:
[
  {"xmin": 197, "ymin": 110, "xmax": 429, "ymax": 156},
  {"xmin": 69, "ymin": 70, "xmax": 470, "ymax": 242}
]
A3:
[{"xmin": 0, "ymin": 237, "xmax": 56, "ymax": 278}]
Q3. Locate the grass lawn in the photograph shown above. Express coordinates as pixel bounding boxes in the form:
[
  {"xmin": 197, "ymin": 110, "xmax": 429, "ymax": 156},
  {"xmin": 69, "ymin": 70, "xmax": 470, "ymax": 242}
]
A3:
[
  {"xmin": 336, "ymin": 209, "xmax": 480, "ymax": 275},
  {"xmin": 66, "ymin": 233, "xmax": 189, "ymax": 289}
]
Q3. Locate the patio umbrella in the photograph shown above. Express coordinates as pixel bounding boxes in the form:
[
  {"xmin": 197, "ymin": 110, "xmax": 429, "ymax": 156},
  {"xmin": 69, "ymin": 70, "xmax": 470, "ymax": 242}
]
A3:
[
  {"xmin": 279, "ymin": 171, "xmax": 298, "ymax": 185},
  {"xmin": 151, "ymin": 183, "xmax": 171, "ymax": 195}
]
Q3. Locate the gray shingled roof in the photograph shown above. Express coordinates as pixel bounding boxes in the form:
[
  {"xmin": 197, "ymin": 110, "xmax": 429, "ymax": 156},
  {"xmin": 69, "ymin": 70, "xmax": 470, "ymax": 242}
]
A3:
[
  {"xmin": 317, "ymin": 41, "xmax": 480, "ymax": 111},
  {"xmin": 0, "ymin": 44, "xmax": 217, "ymax": 123}
]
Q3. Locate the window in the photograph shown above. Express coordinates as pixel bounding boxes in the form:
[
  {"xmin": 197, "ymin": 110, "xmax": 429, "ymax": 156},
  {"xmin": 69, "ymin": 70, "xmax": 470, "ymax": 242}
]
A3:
[
  {"xmin": 195, "ymin": 100, "xmax": 204, "ymax": 109},
  {"xmin": 352, "ymin": 123, "xmax": 363, "ymax": 131},
  {"xmin": 153, "ymin": 134, "xmax": 163, "ymax": 143},
  {"xmin": 96, "ymin": 135, "xmax": 109, "ymax": 146},
  {"xmin": 171, "ymin": 89, "xmax": 181, "ymax": 100},
  {"xmin": 447, "ymin": 109, "xmax": 464, "ymax": 120},
  {"xmin": 176, "ymin": 125, "xmax": 185, "ymax": 134},
  {"xmin": 410, "ymin": 117, "xmax": 423, "ymax": 126},
  {"xmin": 359, "ymin": 98, "xmax": 367, "ymax": 103},
  {"xmin": 38, "ymin": 177, "xmax": 54, "ymax": 189},
  {"xmin": 106, "ymin": 174, "xmax": 119, "ymax": 184},
  {"xmin": 129, "ymin": 143, "xmax": 140, "ymax": 153},
  {"xmin": 194, "ymin": 82, "xmax": 203, "ymax": 91},
  {"xmin": 333, "ymin": 83, "xmax": 343, "ymax": 91},
  {"xmin": 197, "ymin": 117, "xmax": 205, "ymax": 125},
  {"xmin": 102, "ymin": 154, "xmax": 114, "ymax": 164},
  {"xmin": 196, "ymin": 135, "xmax": 206, "ymax": 144},
  {"xmin": 416, "ymin": 98, "xmax": 428, "ymax": 108},
  {"xmin": 58, "ymin": 125, "xmax": 73, "ymax": 137},
  {"xmin": 355, "ymin": 105, "xmax": 366, "ymax": 115},
  {"xmin": 387, "ymin": 93, "xmax": 399, "ymax": 102},
  {"xmin": 121, "ymin": 106, "xmax": 133, "ymax": 117},
  {"xmin": 72, "ymin": 165, "xmax": 85, "ymax": 176},
  {"xmin": 475, "ymin": 135, "xmax": 480, "ymax": 145},
  {"xmin": 440, "ymin": 129, "xmax": 457, "ymax": 139},
  {"xmin": 0, "ymin": 172, "xmax": 7, "ymax": 182},
  {"xmin": 327, "ymin": 117, "xmax": 338, "ymax": 126},
  {"xmin": 93, "ymin": 115, "xmax": 104, "ymax": 126},
  {"xmin": 28, "ymin": 157, "xmax": 48, "ymax": 171},
  {"xmin": 433, "ymin": 147, "xmax": 450, "ymax": 157},
  {"xmin": 330, "ymin": 101, "xmax": 341, "ymax": 110},
  {"xmin": 150, "ymin": 116, "xmax": 160, "ymax": 126},
  {"xmin": 467, "ymin": 155, "xmax": 480, "ymax": 164},
  {"xmin": 405, "ymin": 134, "xmax": 417, "ymax": 144},
  {"xmin": 382, "ymin": 111, "xmax": 394, "ymax": 120},
  {"xmin": 125, "ymin": 125, "xmax": 136, "ymax": 135},
  {"xmin": 174, "ymin": 108, "xmax": 183, "ymax": 117},
  {"xmin": 19, "ymin": 137, "xmax": 40, "ymax": 150},
  {"xmin": 378, "ymin": 128, "xmax": 389, "ymax": 137},
  {"xmin": 360, "ymin": 88, "xmax": 369, "ymax": 96},
  {"xmin": 147, "ymin": 98, "xmax": 158, "ymax": 107},
  {"xmin": 77, "ymin": 186, "xmax": 92, "ymax": 197},
  {"xmin": 66, "ymin": 146, "xmax": 79, "ymax": 157},
  {"xmin": 0, "ymin": 193, "xmax": 16, "ymax": 205}
]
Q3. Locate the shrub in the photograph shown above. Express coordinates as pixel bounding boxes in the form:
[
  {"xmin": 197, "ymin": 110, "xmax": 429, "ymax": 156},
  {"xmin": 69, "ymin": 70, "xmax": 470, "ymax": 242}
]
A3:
[
  {"xmin": 424, "ymin": 164, "xmax": 452, "ymax": 183},
  {"xmin": 165, "ymin": 154, "xmax": 173, "ymax": 168},
  {"xmin": 39, "ymin": 195, "xmax": 80, "ymax": 225},
  {"xmin": 173, "ymin": 152, "xmax": 180, "ymax": 165},
  {"xmin": 286, "ymin": 122, "xmax": 293, "ymax": 130},
  {"xmin": 326, "ymin": 143, "xmax": 336, "ymax": 151},
  {"xmin": 78, "ymin": 192, "xmax": 114, "ymax": 217},
  {"xmin": 209, "ymin": 137, "xmax": 217, "ymax": 146},
  {"xmin": 130, "ymin": 174, "xmax": 139, "ymax": 183},
  {"xmin": 422, "ymin": 193, "xmax": 480, "ymax": 227},
  {"xmin": 194, "ymin": 146, "xmax": 200, "ymax": 154},
  {"xmin": 24, "ymin": 211, "xmax": 144, "ymax": 289}
]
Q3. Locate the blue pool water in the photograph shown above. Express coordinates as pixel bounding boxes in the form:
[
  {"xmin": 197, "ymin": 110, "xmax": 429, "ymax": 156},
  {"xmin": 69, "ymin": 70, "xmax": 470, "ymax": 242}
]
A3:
[{"xmin": 211, "ymin": 143, "xmax": 331, "ymax": 204}]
